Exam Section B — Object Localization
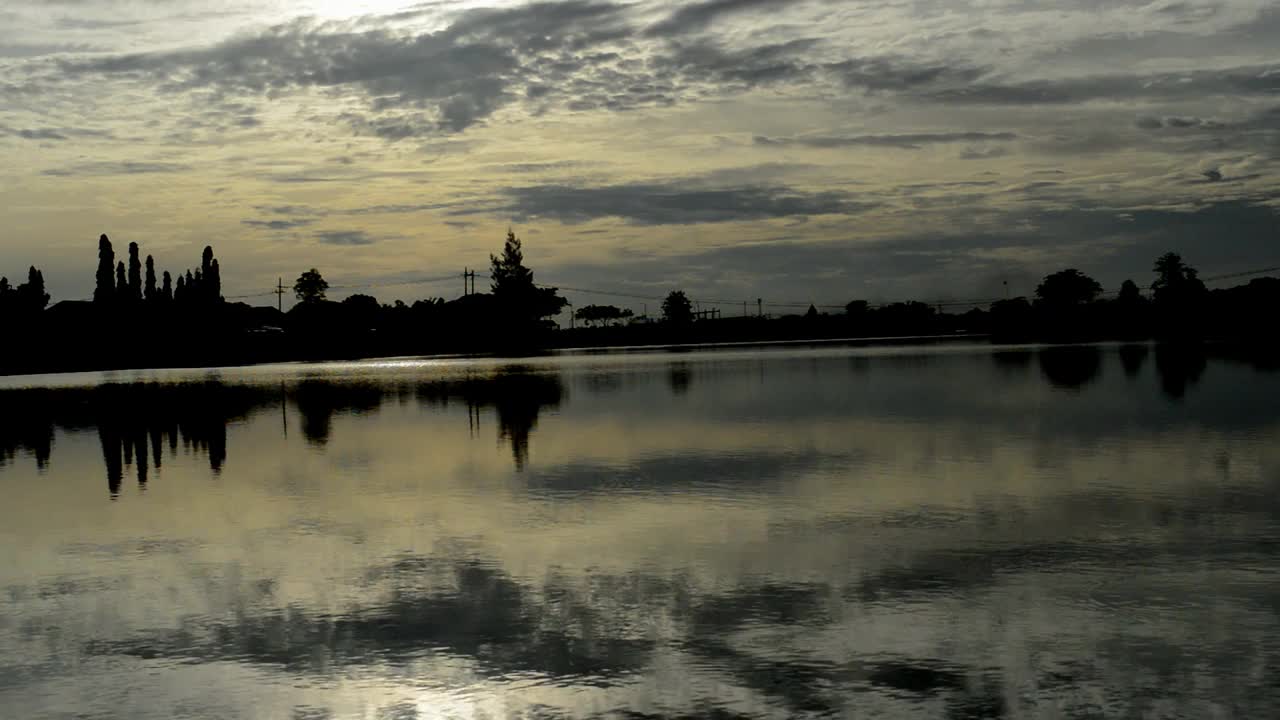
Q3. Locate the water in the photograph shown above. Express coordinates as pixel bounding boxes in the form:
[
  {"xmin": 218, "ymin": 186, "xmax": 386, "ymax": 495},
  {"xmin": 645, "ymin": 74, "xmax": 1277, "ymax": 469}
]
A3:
[{"xmin": 1, "ymin": 342, "xmax": 1278, "ymax": 719}]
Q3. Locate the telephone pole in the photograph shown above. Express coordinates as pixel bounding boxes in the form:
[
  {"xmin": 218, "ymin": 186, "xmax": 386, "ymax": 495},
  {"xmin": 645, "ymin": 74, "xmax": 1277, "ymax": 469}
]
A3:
[{"xmin": 273, "ymin": 278, "xmax": 285, "ymax": 313}]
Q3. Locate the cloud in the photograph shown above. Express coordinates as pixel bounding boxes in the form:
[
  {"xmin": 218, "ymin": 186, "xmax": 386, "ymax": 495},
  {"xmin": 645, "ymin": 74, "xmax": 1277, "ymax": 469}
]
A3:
[
  {"xmin": 493, "ymin": 179, "xmax": 873, "ymax": 225},
  {"xmin": 920, "ymin": 65, "xmax": 1280, "ymax": 105},
  {"xmin": 242, "ymin": 218, "xmax": 315, "ymax": 230},
  {"xmin": 316, "ymin": 230, "xmax": 377, "ymax": 246},
  {"xmin": 0, "ymin": 123, "xmax": 112, "ymax": 141},
  {"xmin": 644, "ymin": 0, "xmax": 794, "ymax": 37},
  {"xmin": 40, "ymin": 161, "xmax": 191, "ymax": 176},
  {"xmin": 754, "ymin": 132, "xmax": 1017, "ymax": 150}
]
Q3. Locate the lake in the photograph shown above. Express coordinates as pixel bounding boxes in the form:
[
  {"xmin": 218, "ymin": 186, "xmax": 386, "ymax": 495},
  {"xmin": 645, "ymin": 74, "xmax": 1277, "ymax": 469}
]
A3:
[{"xmin": 1, "ymin": 341, "xmax": 1278, "ymax": 719}]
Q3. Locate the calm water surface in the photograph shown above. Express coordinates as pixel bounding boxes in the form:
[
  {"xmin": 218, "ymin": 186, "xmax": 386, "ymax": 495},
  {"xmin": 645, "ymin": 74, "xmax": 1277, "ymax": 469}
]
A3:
[{"xmin": 2, "ymin": 342, "xmax": 1278, "ymax": 718}]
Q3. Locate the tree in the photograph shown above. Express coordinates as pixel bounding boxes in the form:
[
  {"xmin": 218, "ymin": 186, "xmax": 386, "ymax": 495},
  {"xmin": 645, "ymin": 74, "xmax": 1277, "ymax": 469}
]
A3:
[
  {"xmin": 294, "ymin": 268, "xmax": 329, "ymax": 304},
  {"xmin": 144, "ymin": 256, "xmax": 157, "ymax": 301},
  {"xmin": 845, "ymin": 300, "xmax": 869, "ymax": 317},
  {"xmin": 94, "ymin": 234, "xmax": 115, "ymax": 303},
  {"xmin": 16, "ymin": 266, "xmax": 49, "ymax": 311},
  {"xmin": 175, "ymin": 274, "xmax": 187, "ymax": 302},
  {"xmin": 127, "ymin": 242, "xmax": 143, "ymax": 301},
  {"xmin": 488, "ymin": 230, "xmax": 567, "ymax": 324},
  {"xmin": 574, "ymin": 304, "xmax": 633, "ymax": 327},
  {"xmin": 115, "ymin": 261, "xmax": 127, "ymax": 294},
  {"xmin": 161, "ymin": 271, "xmax": 173, "ymax": 302},
  {"xmin": 1035, "ymin": 268, "xmax": 1102, "ymax": 307},
  {"xmin": 662, "ymin": 290, "xmax": 693, "ymax": 325},
  {"xmin": 1152, "ymin": 252, "xmax": 1206, "ymax": 306},
  {"xmin": 202, "ymin": 246, "xmax": 221, "ymax": 302},
  {"xmin": 209, "ymin": 259, "xmax": 222, "ymax": 302},
  {"xmin": 490, "ymin": 230, "xmax": 534, "ymax": 297},
  {"xmin": 1118, "ymin": 279, "xmax": 1143, "ymax": 305}
]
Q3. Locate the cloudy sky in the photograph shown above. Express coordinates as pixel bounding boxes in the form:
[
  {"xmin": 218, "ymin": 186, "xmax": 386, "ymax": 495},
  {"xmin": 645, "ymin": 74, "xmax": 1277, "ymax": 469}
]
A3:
[{"xmin": 1, "ymin": 0, "xmax": 1277, "ymax": 312}]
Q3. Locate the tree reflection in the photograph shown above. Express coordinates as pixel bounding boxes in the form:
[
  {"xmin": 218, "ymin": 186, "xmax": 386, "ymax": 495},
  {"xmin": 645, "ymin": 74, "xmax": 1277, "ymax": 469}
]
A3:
[
  {"xmin": 1154, "ymin": 344, "xmax": 1207, "ymax": 400},
  {"xmin": 415, "ymin": 369, "xmax": 564, "ymax": 470},
  {"xmin": 1037, "ymin": 346, "xmax": 1102, "ymax": 391},
  {"xmin": 1119, "ymin": 343, "xmax": 1149, "ymax": 379}
]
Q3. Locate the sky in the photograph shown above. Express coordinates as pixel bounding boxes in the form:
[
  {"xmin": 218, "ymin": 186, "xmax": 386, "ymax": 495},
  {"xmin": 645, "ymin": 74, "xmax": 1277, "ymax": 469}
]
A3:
[{"xmin": 0, "ymin": 0, "xmax": 1277, "ymax": 313}]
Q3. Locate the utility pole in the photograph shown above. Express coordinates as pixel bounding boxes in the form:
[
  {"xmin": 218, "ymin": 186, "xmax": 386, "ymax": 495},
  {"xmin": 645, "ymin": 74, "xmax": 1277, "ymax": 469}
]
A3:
[
  {"xmin": 463, "ymin": 267, "xmax": 469, "ymax": 297},
  {"xmin": 273, "ymin": 278, "xmax": 285, "ymax": 313},
  {"xmin": 757, "ymin": 298, "xmax": 762, "ymax": 318}
]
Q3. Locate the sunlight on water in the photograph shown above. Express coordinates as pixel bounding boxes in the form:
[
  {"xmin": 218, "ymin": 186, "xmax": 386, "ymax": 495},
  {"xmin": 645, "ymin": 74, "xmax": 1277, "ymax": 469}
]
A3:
[{"xmin": 1, "ymin": 342, "xmax": 1278, "ymax": 718}]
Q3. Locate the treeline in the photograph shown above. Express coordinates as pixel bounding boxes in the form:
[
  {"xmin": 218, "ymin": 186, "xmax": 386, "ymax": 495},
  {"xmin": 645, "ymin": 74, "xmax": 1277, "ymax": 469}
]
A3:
[
  {"xmin": 553, "ymin": 252, "xmax": 1277, "ymax": 347},
  {"xmin": 2, "ymin": 236, "xmax": 1277, "ymax": 376},
  {"xmin": 0, "ymin": 266, "xmax": 50, "ymax": 316},
  {"xmin": 91, "ymin": 234, "xmax": 223, "ymax": 306}
]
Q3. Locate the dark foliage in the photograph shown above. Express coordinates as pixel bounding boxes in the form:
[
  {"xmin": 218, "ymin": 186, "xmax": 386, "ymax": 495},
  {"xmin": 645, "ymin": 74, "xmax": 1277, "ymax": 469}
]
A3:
[{"xmin": 662, "ymin": 290, "xmax": 693, "ymax": 325}]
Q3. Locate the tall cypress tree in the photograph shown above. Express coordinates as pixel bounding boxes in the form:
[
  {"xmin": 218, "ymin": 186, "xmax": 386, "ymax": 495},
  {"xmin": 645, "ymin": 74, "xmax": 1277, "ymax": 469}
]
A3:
[
  {"xmin": 115, "ymin": 261, "xmax": 127, "ymax": 295},
  {"xmin": 161, "ymin": 271, "xmax": 173, "ymax": 302},
  {"xmin": 144, "ymin": 256, "xmax": 157, "ymax": 301},
  {"xmin": 127, "ymin": 242, "xmax": 143, "ymax": 301},
  {"xmin": 94, "ymin": 234, "xmax": 115, "ymax": 303},
  {"xmin": 209, "ymin": 259, "xmax": 221, "ymax": 302},
  {"xmin": 175, "ymin": 274, "xmax": 186, "ymax": 303}
]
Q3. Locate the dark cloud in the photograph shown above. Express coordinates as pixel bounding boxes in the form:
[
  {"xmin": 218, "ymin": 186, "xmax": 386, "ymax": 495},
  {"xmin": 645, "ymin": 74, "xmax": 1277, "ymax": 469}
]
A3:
[
  {"xmin": 493, "ymin": 180, "xmax": 874, "ymax": 225},
  {"xmin": 755, "ymin": 132, "xmax": 1017, "ymax": 149},
  {"xmin": 644, "ymin": 0, "xmax": 794, "ymax": 37},
  {"xmin": 828, "ymin": 57, "xmax": 987, "ymax": 92},
  {"xmin": 59, "ymin": 18, "xmax": 521, "ymax": 134},
  {"xmin": 316, "ymin": 230, "xmax": 377, "ymax": 246},
  {"xmin": 40, "ymin": 160, "xmax": 191, "ymax": 176},
  {"xmin": 920, "ymin": 64, "xmax": 1280, "ymax": 105},
  {"xmin": 0, "ymin": 123, "xmax": 112, "ymax": 141},
  {"xmin": 242, "ymin": 218, "xmax": 315, "ymax": 230}
]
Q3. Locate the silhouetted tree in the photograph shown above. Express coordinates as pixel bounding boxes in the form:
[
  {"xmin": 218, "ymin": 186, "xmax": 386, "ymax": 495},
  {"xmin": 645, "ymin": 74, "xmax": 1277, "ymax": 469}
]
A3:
[
  {"xmin": 127, "ymin": 242, "xmax": 143, "ymax": 301},
  {"xmin": 489, "ymin": 230, "xmax": 567, "ymax": 325},
  {"xmin": 294, "ymin": 268, "xmax": 329, "ymax": 304},
  {"xmin": 341, "ymin": 294, "xmax": 380, "ymax": 327},
  {"xmin": 1152, "ymin": 253, "xmax": 1207, "ymax": 306},
  {"xmin": 845, "ymin": 300, "xmax": 869, "ymax": 316},
  {"xmin": 1035, "ymin": 268, "xmax": 1102, "ymax": 307},
  {"xmin": 115, "ymin": 261, "xmax": 127, "ymax": 295},
  {"xmin": 144, "ymin": 256, "xmax": 157, "ymax": 302},
  {"xmin": 94, "ymin": 234, "xmax": 115, "ymax": 303},
  {"xmin": 574, "ymin": 304, "xmax": 633, "ymax": 326},
  {"xmin": 201, "ymin": 246, "xmax": 221, "ymax": 302},
  {"xmin": 175, "ymin": 274, "xmax": 187, "ymax": 302},
  {"xmin": 16, "ymin": 266, "xmax": 49, "ymax": 311},
  {"xmin": 1151, "ymin": 253, "xmax": 1208, "ymax": 334},
  {"xmin": 662, "ymin": 290, "xmax": 693, "ymax": 325},
  {"xmin": 161, "ymin": 271, "xmax": 173, "ymax": 302},
  {"xmin": 491, "ymin": 230, "xmax": 533, "ymax": 295},
  {"xmin": 209, "ymin": 259, "xmax": 221, "ymax": 302},
  {"xmin": 1118, "ymin": 279, "xmax": 1143, "ymax": 305}
]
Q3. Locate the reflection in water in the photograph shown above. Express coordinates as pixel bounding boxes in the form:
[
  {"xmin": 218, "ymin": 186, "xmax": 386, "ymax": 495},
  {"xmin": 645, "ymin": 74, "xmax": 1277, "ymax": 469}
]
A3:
[
  {"xmin": 1119, "ymin": 343, "xmax": 1149, "ymax": 378},
  {"xmin": 1037, "ymin": 345, "xmax": 1102, "ymax": 390},
  {"xmin": 0, "ymin": 370, "xmax": 565, "ymax": 488},
  {"xmin": 1, "ymin": 343, "xmax": 1279, "ymax": 718},
  {"xmin": 1155, "ymin": 343, "xmax": 1208, "ymax": 400},
  {"xmin": 668, "ymin": 362, "xmax": 692, "ymax": 395}
]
